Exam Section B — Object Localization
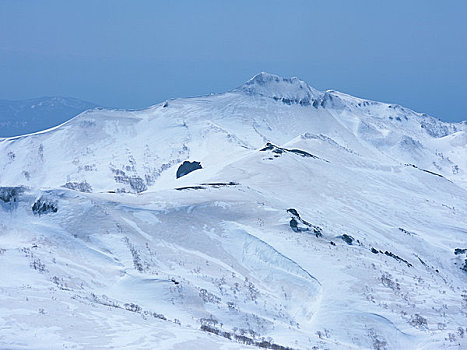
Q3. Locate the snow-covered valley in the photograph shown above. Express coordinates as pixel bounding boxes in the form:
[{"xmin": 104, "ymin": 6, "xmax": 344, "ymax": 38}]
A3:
[{"xmin": 0, "ymin": 73, "xmax": 466, "ymax": 349}]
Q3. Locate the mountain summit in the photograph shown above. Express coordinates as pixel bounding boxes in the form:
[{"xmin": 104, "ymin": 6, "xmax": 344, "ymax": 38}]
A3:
[
  {"xmin": 0, "ymin": 73, "xmax": 466, "ymax": 349},
  {"xmin": 236, "ymin": 72, "xmax": 324, "ymax": 106}
]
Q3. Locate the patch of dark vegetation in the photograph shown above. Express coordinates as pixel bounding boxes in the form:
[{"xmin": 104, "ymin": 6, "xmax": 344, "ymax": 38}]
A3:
[
  {"xmin": 409, "ymin": 314, "xmax": 428, "ymax": 330},
  {"xmin": 200, "ymin": 324, "xmax": 295, "ymax": 350},
  {"xmin": 32, "ymin": 197, "xmax": 58, "ymax": 216},
  {"xmin": 0, "ymin": 186, "xmax": 25, "ymax": 207},
  {"xmin": 340, "ymin": 234, "xmax": 354, "ymax": 245},
  {"xmin": 381, "ymin": 272, "xmax": 400, "ymax": 291},
  {"xmin": 129, "ymin": 177, "xmax": 147, "ymax": 193},
  {"xmin": 260, "ymin": 143, "xmax": 328, "ymax": 162},
  {"xmin": 30, "ymin": 258, "xmax": 47, "ymax": 273},
  {"xmin": 112, "ymin": 168, "xmax": 147, "ymax": 193},
  {"xmin": 79, "ymin": 293, "xmax": 172, "ymax": 324},
  {"xmin": 7, "ymin": 151, "xmax": 15, "ymax": 160},
  {"xmin": 461, "ymin": 260, "xmax": 467, "ymax": 272},
  {"xmin": 123, "ymin": 237, "xmax": 144, "ymax": 272},
  {"xmin": 21, "ymin": 247, "xmax": 48, "ymax": 273},
  {"xmin": 398, "ymin": 227, "xmax": 416, "ymax": 236},
  {"xmin": 371, "ymin": 247, "xmax": 379, "ymax": 254},
  {"xmin": 199, "ymin": 288, "xmax": 221, "ymax": 303},
  {"xmin": 367, "ymin": 328, "xmax": 388, "ymax": 350},
  {"xmin": 51, "ymin": 276, "xmax": 72, "ymax": 291},
  {"xmin": 287, "ymin": 208, "xmax": 322, "ymax": 237},
  {"xmin": 330, "ymin": 241, "xmax": 336, "ymax": 246},
  {"xmin": 201, "ymin": 325, "xmax": 234, "ymax": 341},
  {"xmin": 124, "ymin": 303, "xmax": 142, "ymax": 313},
  {"xmin": 176, "ymin": 160, "xmax": 202, "ymax": 178},
  {"xmin": 63, "ymin": 181, "xmax": 92, "ymax": 193}
]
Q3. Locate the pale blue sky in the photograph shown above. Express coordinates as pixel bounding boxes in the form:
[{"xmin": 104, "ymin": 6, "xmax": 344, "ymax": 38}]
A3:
[{"xmin": 1, "ymin": 0, "xmax": 466, "ymax": 121}]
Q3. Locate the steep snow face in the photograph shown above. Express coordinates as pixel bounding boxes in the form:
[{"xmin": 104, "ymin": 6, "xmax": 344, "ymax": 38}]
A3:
[
  {"xmin": 0, "ymin": 97, "xmax": 98, "ymax": 137},
  {"xmin": 0, "ymin": 73, "xmax": 467, "ymax": 349},
  {"xmin": 320, "ymin": 90, "xmax": 467, "ymax": 186}
]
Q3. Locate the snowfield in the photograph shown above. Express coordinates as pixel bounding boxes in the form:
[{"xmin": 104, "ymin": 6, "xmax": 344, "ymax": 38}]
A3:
[{"xmin": 0, "ymin": 73, "xmax": 466, "ymax": 349}]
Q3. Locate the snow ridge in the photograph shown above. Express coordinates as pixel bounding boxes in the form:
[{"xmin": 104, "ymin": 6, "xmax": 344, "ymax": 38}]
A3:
[{"xmin": 235, "ymin": 72, "xmax": 324, "ymax": 106}]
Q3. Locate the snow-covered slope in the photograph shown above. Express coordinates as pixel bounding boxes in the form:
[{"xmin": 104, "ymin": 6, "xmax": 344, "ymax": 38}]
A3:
[
  {"xmin": 0, "ymin": 96, "xmax": 98, "ymax": 137},
  {"xmin": 0, "ymin": 73, "xmax": 466, "ymax": 349}
]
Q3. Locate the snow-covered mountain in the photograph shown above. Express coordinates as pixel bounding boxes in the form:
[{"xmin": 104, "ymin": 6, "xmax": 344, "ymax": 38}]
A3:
[
  {"xmin": 1, "ymin": 73, "xmax": 466, "ymax": 349},
  {"xmin": 0, "ymin": 96, "xmax": 98, "ymax": 137}
]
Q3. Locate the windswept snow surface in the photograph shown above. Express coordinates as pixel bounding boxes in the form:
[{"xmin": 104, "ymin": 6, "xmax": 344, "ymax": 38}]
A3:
[{"xmin": 0, "ymin": 73, "xmax": 466, "ymax": 349}]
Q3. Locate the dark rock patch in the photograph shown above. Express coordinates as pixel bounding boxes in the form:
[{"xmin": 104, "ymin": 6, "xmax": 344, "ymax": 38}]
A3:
[
  {"xmin": 416, "ymin": 256, "xmax": 427, "ymax": 266},
  {"xmin": 0, "ymin": 186, "xmax": 24, "ymax": 204},
  {"xmin": 272, "ymin": 96, "xmax": 312, "ymax": 107},
  {"xmin": 454, "ymin": 249, "xmax": 467, "ymax": 273},
  {"xmin": 289, "ymin": 217, "xmax": 300, "ymax": 232},
  {"xmin": 287, "ymin": 208, "xmax": 322, "ymax": 237},
  {"xmin": 175, "ymin": 186, "xmax": 206, "ymax": 191},
  {"xmin": 288, "ymin": 148, "xmax": 317, "ymax": 158},
  {"xmin": 340, "ymin": 234, "xmax": 354, "ymax": 245},
  {"xmin": 383, "ymin": 250, "xmax": 412, "ymax": 267},
  {"xmin": 176, "ymin": 161, "xmax": 202, "ymax": 179},
  {"xmin": 421, "ymin": 169, "xmax": 444, "ymax": 178},
  {"xmin": 176, "ymin": 182, "xmax": 238, "ymax": 191},
  {"xmin": 260, "ymin": 143, "xmax": 327, "ymax": 161},
  {"xmin": 260, "ymin": 143, "xmax": 284, "ymax": 154},
  {"xmin": 405, "ymin": 164, "xmax": 445, "ymax": 179},
  {"xmin": 32, "ymin": 198, "xmax": 58, "ymax": 216},
  {"xmin": 287, "ymin": 208, "xmax": 300, "ymax": 218},
  {"xmin": 370, "ymin": 247, "xmax": 412, "ymax": 267}
]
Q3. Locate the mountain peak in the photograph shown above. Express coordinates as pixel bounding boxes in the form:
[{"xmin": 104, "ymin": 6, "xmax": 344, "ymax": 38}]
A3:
[{"xmin": 235, "ymin": 72, "xmax": 323, "ymax": 106}]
